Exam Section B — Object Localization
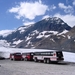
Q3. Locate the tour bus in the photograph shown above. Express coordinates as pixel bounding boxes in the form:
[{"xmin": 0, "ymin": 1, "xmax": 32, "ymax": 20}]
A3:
[
  {"xmin": 22, "ymin": 52, "xmax": 34, "ymax": 61},
  {"xmin": 33, "ymin": 51, "xmax": 64, "ymax": 63},
  {"xmin": 10, "ymin": 52, "xmax": 23, "ymax": 60}
]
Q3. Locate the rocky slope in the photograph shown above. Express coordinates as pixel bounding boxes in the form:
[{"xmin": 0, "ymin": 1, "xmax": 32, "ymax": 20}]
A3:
[{"xmin": 1, "ymin": 17, "xmax": 75, "ymax": 52}]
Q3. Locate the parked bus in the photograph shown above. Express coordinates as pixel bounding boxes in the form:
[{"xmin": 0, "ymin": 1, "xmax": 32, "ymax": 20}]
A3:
[
  {"xmin": 33, "ymin": 51, "xmax": 64, "ymax": 63},
  {"xmin": 10, "ymin": 52, "xmax": 22, "ymax": 60},
  {"xmin": 22, "ymin": 52, "xmax": 34, "ymax": 61}
]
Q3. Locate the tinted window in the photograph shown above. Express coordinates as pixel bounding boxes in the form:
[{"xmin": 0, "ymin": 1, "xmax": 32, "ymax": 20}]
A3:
[
  {"xmin": 15, "ymin": 53, "xmax": 21, "ymax": 55},
  {"xmin": 56, "ymin": 51, "xmax": 63, "ymax": 57}
]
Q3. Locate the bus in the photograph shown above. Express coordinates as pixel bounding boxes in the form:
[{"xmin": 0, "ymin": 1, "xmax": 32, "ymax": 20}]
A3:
[
  {"xmin": 10, "ymin": 52, "xmax": 22, "ymax": 60},
  {"xmin": 22, "ymin": 52, "xmax": 34, "ymax": 61},
  {"xmin": 33, "ymin": 51, "xmax": 64, "ymax": 63}
]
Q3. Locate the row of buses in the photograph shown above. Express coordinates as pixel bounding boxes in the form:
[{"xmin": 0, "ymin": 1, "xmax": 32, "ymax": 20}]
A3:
[{"xmin": 10, "ymin": 50, "xmax": 64, "ymax": 63}]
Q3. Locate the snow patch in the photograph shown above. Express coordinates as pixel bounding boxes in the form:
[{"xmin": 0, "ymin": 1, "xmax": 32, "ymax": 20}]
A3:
[
  {"xmin": 18, "ymin": 25, "xmax": 31, "ymax": 31},
  {"xmin": 49, "ymin": 31, "xmax": 58, "ymax": 35},
  {"xmin": 50, "ymin": 39, "xmax": 55, "ymax": 42},
  {"xmin": 45, "ymin": 18, "xmax": 50, "ymax": 21},
  {"xmin": 58, "ymin": 30, "xmax": 68, "ymax": 35},
  {"xmin": 25, "ymin": 41, "xmax": 33, "ymax": 47},
  {"xmin": 36, "ymin": 31, "xmax": 58, "ymax": 39},
  {"xmin": 13, "ymin": 40, "xmax": 23, "ymax": 45},
  {"xmin": 30, "ymin": 30, "xmax": 39, "ymax": 36},
  {"xmin": 44, "ymin": 35, "xmax": 50, "ymax": 38},
  {"xmin": 0, "ymin": 40, "xmax": 10, "ymax": 47},
  {"xmin": 32, "ymin": 30, "xmax": 39, "ymax": 34},
  {"xmin": 67, "ymin": 35, "xmax": 71, "ymax": 39},
  {"xmin": 26, "ymin": 36, "xmax": 32, "ymax": 41},
  {"xmin": 27, "ymin": 41, "xmax": 31, "ymax": 45},
  {"xmin": 61, "ymin": 22, "xmax": 65, "ymax": 25},
  {"xmin": 18, "ymin": 25, "xmax": 32, "ymax": 33},
  {"xmin": 56, "ymin": 19, "xmax": 61, "ymax": 24},
  {"xmin": 36, "ymin": 34, "xmax": 44, "ymax": 39},
  {"xmin": 54, "ymin": 17, "xmax": 59, "ymax": 20},
  {"xmin": 20, "ymin": 29, "xmax": 25, "ymax": 33},
  {"xmin": 62, "ymin": 35, "xmax": 66, "ymax": 37}
]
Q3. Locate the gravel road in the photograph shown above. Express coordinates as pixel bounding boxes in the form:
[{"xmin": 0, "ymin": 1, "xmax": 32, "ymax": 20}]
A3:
[{"xmin": 0, "ymin": 59, "xmax": 75, "ymax": 75}]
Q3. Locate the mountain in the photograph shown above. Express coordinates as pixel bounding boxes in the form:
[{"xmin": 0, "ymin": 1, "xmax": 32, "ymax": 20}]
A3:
[
  {"xmin": 34, "ymin": 26, "xmax": 75, "ymax": 52},
  {"xmin": 0, "ymin": 17, "xmax": 73, "ymax": 52},
  {"xmin": 60, "ymin": 26, "xmax": 75, "ymax": 52}
]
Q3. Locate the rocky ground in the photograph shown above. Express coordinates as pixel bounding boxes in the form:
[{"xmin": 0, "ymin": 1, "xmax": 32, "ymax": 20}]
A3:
[{"xmin": 0, "ymin": 59, "xmax": 75, "ymax": 75}]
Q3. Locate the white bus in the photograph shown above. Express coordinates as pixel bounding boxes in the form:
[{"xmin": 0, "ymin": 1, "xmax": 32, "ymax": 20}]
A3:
[{"xmin": 33, "ymin": 51, "xmax": 64, "ymax": 63}]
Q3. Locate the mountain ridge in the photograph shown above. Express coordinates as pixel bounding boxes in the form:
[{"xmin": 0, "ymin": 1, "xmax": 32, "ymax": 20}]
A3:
[{"xmin": 1, "ymin": 17, "xmax": 75, "ymax": 52}]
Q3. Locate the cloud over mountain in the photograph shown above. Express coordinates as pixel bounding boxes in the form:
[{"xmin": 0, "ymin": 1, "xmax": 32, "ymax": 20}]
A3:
[
  {"xmin": 54, "ymin": 13, "xmax": 75, "ymax": 27},
  {"xmin": 9, "ymin": 1, "xmax": 48, "ymax": 20}
]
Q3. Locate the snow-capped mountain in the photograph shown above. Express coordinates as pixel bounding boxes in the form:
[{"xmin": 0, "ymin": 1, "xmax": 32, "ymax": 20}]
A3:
[{"xmin": 0, "ymin": 17, "xmax": 74, "ymax": 52}]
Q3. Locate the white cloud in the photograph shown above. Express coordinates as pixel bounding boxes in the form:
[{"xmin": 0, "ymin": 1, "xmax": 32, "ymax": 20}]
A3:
[
  {"xmin": 54, "ymin": 13, "xmax": 75, "ymax": 27},
  {"xmin": 9, "ymin": 7, "xmax": 19, "ymax": 13},
  {"xmin": 73, "ymin": 0, "xmax": 75, "ymax": 5},
  {"xmin": 39, "ymin": 0, "xmax": 42, "ymax": 4},
  {"xmin": 9, "ymin": 1, "xmax": 48, "ymax": 20},
  {"xmin": 0, "ymin": 30, "xmax": 13, "ymax": 37},
  {"xmin": 50, "ymin": 4, "xmax": 56, "ymax": 10},
  {"xmin": 58, "ymin": 3, "xmax": 74, "ymax": 14},
  {"xmin": 58, "ymin": 3, "xmax": 67, "ymax": 9},
  {"xmin": 23, "ymin": 21, "xmax": 35, "ymax": 26}
]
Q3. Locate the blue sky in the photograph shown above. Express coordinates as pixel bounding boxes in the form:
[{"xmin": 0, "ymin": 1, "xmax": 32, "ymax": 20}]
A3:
[{"xmin": 0, "ymin": 0, "xmax": 75, "ymax": 31}]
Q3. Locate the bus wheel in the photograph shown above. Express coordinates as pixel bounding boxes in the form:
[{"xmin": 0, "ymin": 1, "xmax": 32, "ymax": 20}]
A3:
[
  {"xmin": 13, "ymin": 58, "xmax": 15, "ymax": 61},
  {"xmin": 44, "ymin": 59, "xmax": 47, "ymax": 63},
  {"xmin": 47, "ymin": 59, "xmax": 50, "ymax": 64},
  {"xmin": 34, "ymin": 58, "xmax": 38, "ymax": 62},
  {"xmin": 10, "ymin": 58, "xmax": 13, "ymax": 60},
  {"xmin": 24, "ymin": 58, "xmax": 28, "ymax": 61}
]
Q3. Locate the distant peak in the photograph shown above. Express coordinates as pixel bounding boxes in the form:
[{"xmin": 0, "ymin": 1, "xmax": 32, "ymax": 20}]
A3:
[
  {"xmin": 45, "ymin": 17, "xmax": 50, "ymax": 21},
  {"xmin": 44, "ymin": 17, "xmax": 61, "ymax": 21}
]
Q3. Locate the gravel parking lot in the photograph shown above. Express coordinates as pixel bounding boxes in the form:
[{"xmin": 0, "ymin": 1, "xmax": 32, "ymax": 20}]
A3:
[{"xmin": 0, "ymin": 59, "xmax": 75, "ymax": 75}]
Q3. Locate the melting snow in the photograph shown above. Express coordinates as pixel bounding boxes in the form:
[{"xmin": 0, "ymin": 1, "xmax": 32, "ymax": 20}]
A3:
[
  {"xmin": 18, "ymin": 25, "xmax": 32, "ymax": 33},
  {"xmin": 13, "ymin": 40, "xmax": 23, "ymax": 45},
  {"xmin": 61, "ymin": 22, "xmax": 65, "ymax": 25},
  {"xmin": 32, "ymin": 30, "xmax": 39, "ymax": 34},
  {"xmin": 26, "ymin": 36, "xmax": 32, "ymax": 41},
  {"xmin": 54, "ymin": 17, "xmax": 59, "ymax": 20},
  {"xmin": 0, "ymin": 40, "xmax": 10, "ymax": 47},
  {"xmin": 45, "ymin": 18, "xmax": 50, "ymax": 21},
  {"xmin": 30, "ymin": 30, "xmax": 39, "ymax": 36},
  {"xmin": 67, "ymin": 35, "xmax": 71, "ymax": 39},
  {"xmin": 20, "ymin": 29, "xmax": 25, "ymax": 33},
  {"xmin": 18, "ymin": 25, "xmax": 31, "ymax": 31},
  {"xmin": 50, "ymin": 39, "xmax": 55, "ymax": 42},
  {"xmin": 58, "ymin": 30, "xmax": 68, "ymax": 35},
  {"xmin": 27, "ymin": 41, "xmax": 31, "ymax": 45},
  {"xmin": 36, "ymin": 31, "xmax": 58, "ymax": 39},
  {"xmin": 36, "ymin": 34, "xmax": 44, "ymax": 38}
]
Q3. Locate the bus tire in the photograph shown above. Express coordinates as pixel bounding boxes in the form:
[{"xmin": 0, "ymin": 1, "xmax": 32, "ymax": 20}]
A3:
[
  {"xmin": 24, "ymin": 57, "xmax": 28, "ymax": 61},
  {"xmin": 47, "ymin": 59, "xmax": 50, "ymax": 64},
  {"xmin": 44, "ymin": 59, "xmax": 47, "ymax": 63},
  {"xmin": 34, "ymin": 58, "xmax": 38, "ymax": 62}
]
